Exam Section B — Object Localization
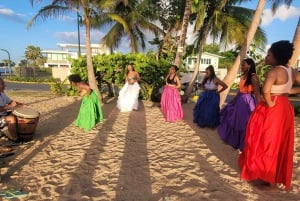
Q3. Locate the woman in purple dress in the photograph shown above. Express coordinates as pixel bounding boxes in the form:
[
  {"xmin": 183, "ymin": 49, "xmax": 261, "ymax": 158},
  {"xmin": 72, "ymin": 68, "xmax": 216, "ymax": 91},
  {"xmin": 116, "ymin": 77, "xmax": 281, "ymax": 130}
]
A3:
[{"xmin": 217, "ymin": 58, "xmax": 261, "ymax": 151}]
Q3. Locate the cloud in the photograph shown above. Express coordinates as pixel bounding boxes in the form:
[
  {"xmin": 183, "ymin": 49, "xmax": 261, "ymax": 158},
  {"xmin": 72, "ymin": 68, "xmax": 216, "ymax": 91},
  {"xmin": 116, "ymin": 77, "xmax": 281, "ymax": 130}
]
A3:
[
  {"xmin": 54, "ymin": 30, "xmax": 106, "ymax": 44},
  {"xmin": 0, "ymin": 6, "xmax": 26, "ymax": 23},
  {"xmin": 261, "ymin": 5, "xmax": 300, "ymax": 26}
]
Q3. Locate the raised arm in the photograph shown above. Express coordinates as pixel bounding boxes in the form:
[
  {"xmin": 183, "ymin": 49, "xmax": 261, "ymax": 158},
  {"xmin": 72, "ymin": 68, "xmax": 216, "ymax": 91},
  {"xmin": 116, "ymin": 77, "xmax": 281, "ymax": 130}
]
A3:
[
  {"xmin": 251, "ymin": 74, "xmax": 262, "ymax": 102},
  {"xmin": 215, "ymin": 77, "xmax": 228, "ymax": 94},
  {"xmin": 262, "ymin": 69, "xmax": 277, "ymax": 107}
]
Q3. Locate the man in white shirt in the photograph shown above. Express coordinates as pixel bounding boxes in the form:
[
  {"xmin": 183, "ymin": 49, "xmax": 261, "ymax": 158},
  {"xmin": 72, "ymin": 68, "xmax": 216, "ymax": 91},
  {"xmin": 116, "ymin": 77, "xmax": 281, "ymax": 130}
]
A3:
[{"xmin": 0, "ymin": 78, "xmax": 21, "ymax": 143}]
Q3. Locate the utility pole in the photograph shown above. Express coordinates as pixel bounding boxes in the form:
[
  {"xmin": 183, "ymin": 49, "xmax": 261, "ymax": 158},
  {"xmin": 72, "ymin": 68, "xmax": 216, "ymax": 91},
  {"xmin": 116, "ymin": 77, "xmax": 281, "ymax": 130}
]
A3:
[{"xmin": 77, "ymin": 4, "xmax": 82, "ymax": 57}]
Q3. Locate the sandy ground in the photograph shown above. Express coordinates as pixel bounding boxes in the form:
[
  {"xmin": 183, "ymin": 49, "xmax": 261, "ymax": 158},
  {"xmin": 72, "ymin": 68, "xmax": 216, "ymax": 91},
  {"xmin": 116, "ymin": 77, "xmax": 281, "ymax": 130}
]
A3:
[{"xmin": 0, "ymin": 91, "xmax": 299, "ymax": 201}]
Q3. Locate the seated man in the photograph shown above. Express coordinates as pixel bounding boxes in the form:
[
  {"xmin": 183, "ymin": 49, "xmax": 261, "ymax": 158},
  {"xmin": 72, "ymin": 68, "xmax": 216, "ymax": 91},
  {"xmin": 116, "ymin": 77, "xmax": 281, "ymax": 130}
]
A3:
[{"xmin": 0, "ymin": 78, "xmax": 22, "ymax": 143}]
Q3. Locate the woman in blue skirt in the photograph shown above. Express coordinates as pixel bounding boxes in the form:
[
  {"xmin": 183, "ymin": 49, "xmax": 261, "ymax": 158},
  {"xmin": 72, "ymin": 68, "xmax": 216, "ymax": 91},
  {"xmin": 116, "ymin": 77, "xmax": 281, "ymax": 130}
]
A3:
[{"xmin": 193, "ymin": 65, "xmax": 228, "ymax": 128}]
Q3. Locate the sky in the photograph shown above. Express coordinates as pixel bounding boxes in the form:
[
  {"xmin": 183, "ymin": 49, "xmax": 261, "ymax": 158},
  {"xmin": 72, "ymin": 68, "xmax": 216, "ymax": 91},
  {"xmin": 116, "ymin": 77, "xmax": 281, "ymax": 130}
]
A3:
[{"xmin": 0, "ymin": 0, "xmax": 300, "ymax": 63}]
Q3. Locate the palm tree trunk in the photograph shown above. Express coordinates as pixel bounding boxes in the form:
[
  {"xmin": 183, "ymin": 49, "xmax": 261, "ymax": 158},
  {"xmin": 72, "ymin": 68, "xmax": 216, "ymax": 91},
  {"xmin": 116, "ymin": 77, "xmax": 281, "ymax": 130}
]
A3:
[
  {"xmin": 182, "ymin": 4, "xmax": 213, "ymax": 103},
  {"xmin": 85, "ymin": 17, "xmax": 103, "ymax": 103},
  {"xmin": 289, "ymin": 17, "xmax": 300, "ymax": 68},
  {"xmin": 174, "ymin": 0, "xmax": 191, "ymax": 67},
  {"xmin": 219, "ymin": 0, "xmax": 267, "ymax": 107}
]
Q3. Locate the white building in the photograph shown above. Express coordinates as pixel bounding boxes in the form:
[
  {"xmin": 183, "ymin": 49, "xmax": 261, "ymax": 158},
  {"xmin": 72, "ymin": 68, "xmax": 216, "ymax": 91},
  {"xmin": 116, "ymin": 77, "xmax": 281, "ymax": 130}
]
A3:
[
  {"xmin": 42, "ymin": 43, "xmax": 111, "ymax": 81},
  {"xmin": 184, "ymin": 52, "xmax": 223, "ymax": 73},
  {"xmin": 41, "ymin": 43, "xmax": 111, "ymax": 68},
  {"xmin": 181, "ymin": 52, "xmax": 224, "ymax": 84}
]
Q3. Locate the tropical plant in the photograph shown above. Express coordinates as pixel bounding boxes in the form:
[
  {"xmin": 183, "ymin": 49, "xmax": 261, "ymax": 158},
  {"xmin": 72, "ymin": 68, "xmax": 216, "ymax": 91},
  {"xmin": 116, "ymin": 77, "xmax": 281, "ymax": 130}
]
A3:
[
  {"xmin": 219, "ymin": 0, "xmax": 294, "ymax": 106},
  {"xmin": 24, "ymin": 45, "xmax": 46, "ymax": 77},
  {"xmin": 93, "ymin": 0, "xmax": 163, "ymax": 53},
  {"xmin": 182, "ymin": 0, "xmax": 267, "ymax": 102},
  {"xmin": 70, "ymin": 52, "xmax": 173, "ymax": 101},
  {"xmin": 27, "ymin": 0, "xmax": 112, "ymax": 103},
  {"xmin": 173, "ymin": 0, "xmax": 192, "ymax": 68}
]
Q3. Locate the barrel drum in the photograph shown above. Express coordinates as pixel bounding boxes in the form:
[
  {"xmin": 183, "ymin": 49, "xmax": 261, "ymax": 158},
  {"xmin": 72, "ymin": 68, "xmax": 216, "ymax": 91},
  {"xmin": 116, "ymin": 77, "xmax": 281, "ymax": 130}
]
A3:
[{"xmin": 12, "ymin": 107, "xmax": 40, "ymax": 140}]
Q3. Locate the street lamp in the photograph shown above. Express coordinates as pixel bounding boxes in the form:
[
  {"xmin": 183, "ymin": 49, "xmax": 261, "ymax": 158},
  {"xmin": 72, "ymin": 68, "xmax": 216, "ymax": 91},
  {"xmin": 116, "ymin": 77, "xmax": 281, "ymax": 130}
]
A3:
[
  {"xmin": 77, "ymin": 5, "xmax": 82, "ymax": 57},
  {"xmin": 0, "ymin": 48, "xmax": 11, "ymax": 75}
]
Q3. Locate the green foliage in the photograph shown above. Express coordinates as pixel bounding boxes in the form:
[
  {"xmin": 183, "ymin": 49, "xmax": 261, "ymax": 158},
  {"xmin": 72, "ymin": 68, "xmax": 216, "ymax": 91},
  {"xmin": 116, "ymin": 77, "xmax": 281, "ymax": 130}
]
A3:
[
  {"xmin": 219, "ymin": 49, "xmax": 238, "ymax": 69},
  {"xmin": 25, "ymin": 45, "xmax": 46, "ymax": 67},
  {"xmin": 203, "ymin": 44, "xmax": 220, "ymax": 54},
  {"xmin": 70, "ymin": 52, "xmax": 173, "ymax": 101},
  {"xmin": 256, "ymin": 63, "xmax": 271, "ymax": 86},
  {"xmin": 49, "ymin": 78, "xmax": 68, "ymax": 95},
  {"xmin": 5, "ymin": 75, "xmax": 56, "ymax": 83}
]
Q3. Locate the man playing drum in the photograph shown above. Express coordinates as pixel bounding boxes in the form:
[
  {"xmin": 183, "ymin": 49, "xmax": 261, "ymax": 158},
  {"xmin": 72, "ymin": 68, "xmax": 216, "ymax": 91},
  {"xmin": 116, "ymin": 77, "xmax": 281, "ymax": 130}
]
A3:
[{"xmin": 0, "ymin": 78, "xmax": 22, "ymax": 144}]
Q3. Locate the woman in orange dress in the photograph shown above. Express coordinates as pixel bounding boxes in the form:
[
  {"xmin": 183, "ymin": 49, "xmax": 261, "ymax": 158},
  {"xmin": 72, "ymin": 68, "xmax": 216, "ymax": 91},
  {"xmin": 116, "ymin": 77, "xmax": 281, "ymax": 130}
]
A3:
[
  {"xmin": 238, "ymin": 40, "xmax": 300, "ymax": 190},
  {"xmin": 218, "ymin": 58, "xmax": 261, "ymax": 151}
]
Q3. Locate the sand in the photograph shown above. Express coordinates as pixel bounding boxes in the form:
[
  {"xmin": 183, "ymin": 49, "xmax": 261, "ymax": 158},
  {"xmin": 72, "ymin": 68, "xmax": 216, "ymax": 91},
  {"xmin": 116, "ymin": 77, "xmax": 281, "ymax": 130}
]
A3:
[{"xmin": 0, "ymin": 92, "xmax": 299, "ymax": 201}]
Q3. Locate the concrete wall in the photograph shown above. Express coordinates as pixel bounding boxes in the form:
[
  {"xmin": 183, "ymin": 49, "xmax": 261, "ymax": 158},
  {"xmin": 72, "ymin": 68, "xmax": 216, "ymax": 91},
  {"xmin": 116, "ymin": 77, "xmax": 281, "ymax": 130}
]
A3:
[{"xmin": 52, "ymin": 67, "xmax": 70, "ymax": 82}]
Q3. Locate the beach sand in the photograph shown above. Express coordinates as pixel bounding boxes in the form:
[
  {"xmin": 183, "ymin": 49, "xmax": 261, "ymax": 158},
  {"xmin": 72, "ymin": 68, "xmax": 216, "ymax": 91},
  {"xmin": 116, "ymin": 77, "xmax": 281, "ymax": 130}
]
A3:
[{"xmin": 0, "ymin": 92, "xmax": 299, "ymax": 201}]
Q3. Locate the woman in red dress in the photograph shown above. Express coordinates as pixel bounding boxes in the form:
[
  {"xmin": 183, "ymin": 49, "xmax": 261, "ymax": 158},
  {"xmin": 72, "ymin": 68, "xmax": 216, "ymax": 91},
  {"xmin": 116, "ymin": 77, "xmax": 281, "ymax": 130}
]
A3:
[{"xmin": 238, "ymin": 40, "xmax": 300, "ymax": 190}]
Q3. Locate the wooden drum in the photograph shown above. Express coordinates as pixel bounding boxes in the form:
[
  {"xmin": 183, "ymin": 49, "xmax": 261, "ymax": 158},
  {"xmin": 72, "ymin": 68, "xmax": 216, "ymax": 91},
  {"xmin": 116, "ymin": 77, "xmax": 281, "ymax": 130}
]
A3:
[{"xmin": 12, "ymin": 107, "xmax": 40, "ymax": 140}]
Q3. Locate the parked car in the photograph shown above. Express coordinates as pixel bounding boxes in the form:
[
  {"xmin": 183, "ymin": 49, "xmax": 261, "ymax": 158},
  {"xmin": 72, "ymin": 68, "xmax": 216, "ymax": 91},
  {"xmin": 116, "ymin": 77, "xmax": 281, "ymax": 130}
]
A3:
[
  {"xmin": 180, "ymin": 72, "xmax": 204, "ymax": 95},
  {"xmin": 0, "ymin": 67, "xmax": 13, "ymax": 75}
]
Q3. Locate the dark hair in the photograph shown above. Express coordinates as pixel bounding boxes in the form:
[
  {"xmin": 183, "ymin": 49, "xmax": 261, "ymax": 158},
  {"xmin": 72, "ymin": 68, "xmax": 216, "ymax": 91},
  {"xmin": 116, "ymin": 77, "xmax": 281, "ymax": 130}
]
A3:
[
  {"xmin": 202, "ymin": 65, "xmax": 216, "ymax": 85},
  {"xmin": 68, "ymin": 74, "xmax": 82, "ymax": 83},
  {"xmin": 243, "ymin": 58, "xmax": 256, "ymax": 86},
  {"xmin": 170, "ymin": 64, "xmax": 179, "ymax": 72},
  {"xmin": 269, "ymin": 40, "xmax": 294, "ymax": 65}
]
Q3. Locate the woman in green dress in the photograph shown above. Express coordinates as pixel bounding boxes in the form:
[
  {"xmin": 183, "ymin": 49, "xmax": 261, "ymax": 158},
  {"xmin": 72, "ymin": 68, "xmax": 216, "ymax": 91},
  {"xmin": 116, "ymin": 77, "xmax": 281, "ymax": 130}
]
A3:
[{"xmin": 68, "ymin": 74, "xmax": 104, "ymax": 131}]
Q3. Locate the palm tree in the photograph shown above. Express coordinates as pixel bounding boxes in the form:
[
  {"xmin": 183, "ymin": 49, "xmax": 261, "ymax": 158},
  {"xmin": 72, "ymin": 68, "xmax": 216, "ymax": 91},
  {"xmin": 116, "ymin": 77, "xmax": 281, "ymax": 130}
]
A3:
[
  {"xmin": 219, "ymin": 0, "xmax": 293, "ymax": 106},
  {"xmin": 173, "ymin": 0, "xmax": 192, "ymax": 68},
  {"xmin": 182, "ymin": 0, "xmax": 266, "ymax": 102},
  {"xmin": 151, "ymin": 0, "xmax": 186, "ymax": 59},
  {"xmin": 289, "ymin": 16, "xmax": 300, "ymax": 67},
  {"xmin": 93, "ymin": 0, "xmax": 163, "ymax": 53},
  {"xmin": 27, "ymin": 0, "xmax": 117, "ymax": 102}
]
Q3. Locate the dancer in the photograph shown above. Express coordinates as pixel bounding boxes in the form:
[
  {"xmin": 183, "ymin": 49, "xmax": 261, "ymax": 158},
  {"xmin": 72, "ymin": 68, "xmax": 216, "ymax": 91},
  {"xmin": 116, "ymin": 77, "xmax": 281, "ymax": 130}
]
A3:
[
  {"xmin": 160, "ymin": 64, "xmax": 183, "ymax": 122},
  {"xmin": 117, "ymin": 63, "xmax": 141, "ymax": 112},
  {"xmin": 193, "ymin": 65, "xmax": 227, "ymax": 128},
  {"xmin": 238, "ymin": 40, "xmax": 300, "ymax": 190},
  {"xmin": 68, "ymin": 74, "xmax": 104, "ymax": 131},
  {"xmin": 218, "ymin": 58, "xmax": 261, "ymax": 151}
]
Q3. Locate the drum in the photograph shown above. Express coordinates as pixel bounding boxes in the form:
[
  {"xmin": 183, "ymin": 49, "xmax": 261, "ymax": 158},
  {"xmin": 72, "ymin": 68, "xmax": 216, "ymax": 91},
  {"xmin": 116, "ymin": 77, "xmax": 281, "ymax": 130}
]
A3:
[{"xmin": 12, "ymin": 107, "xmax": 40, "ymax": 140}]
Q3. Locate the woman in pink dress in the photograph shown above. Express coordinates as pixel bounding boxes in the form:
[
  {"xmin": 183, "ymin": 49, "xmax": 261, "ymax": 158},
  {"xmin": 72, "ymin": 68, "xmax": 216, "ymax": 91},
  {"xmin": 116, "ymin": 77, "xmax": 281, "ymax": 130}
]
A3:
[
  {"xmin": 160, "ymin": 65, "xmax": 183, "ymax": 122},
  {"xmin": 238, "ymin": 40, "xmax": 300, "ymax": 191}
]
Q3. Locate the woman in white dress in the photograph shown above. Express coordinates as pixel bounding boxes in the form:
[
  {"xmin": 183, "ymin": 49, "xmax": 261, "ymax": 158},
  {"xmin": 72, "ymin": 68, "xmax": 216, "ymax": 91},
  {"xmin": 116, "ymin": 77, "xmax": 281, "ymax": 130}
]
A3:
[{"xmin": 117, "ymin": 63, "xmax": 141, "ymax": 112}]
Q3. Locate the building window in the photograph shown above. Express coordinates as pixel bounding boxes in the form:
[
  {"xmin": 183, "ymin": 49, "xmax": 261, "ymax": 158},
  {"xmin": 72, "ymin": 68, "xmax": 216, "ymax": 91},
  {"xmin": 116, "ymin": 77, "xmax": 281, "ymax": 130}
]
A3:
[{"xmin": 201, "ymin": 58, "xmax": 211, "ymax": 65}]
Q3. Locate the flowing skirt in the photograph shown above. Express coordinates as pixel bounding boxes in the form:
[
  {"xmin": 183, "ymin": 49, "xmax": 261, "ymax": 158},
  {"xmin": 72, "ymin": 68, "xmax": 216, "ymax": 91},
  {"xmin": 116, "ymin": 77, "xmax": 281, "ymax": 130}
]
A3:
[
  {"xmin": 218, "ymin": 92, "xmax": 256, "ymax": 150},
  {"xmin": 75, "ymin": 91, "xmax": 104, "ymax": 131},
  {"xmin": 193, "ymin": 90, "xmax": 220, "ymax": 128},
  {"xmin": 160, "ymin": 85, "xmax": 183, "ymax": 122},
  {"xmin": 238, "ymin": 96, "xmax": 294, "ymax": 190},
  {"xmin": 117, "ymin": 82, "xmax": 141, "ymax": 112}
]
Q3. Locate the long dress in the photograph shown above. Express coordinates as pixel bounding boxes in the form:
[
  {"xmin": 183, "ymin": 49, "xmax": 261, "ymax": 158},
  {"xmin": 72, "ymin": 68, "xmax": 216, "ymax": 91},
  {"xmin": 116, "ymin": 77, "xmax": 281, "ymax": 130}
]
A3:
[
  {"xmin": 160, "ymin": 85, "xmax": 183, "ymax": 122},
  {"xmin": 75, "ymin": 90, "xmax": 104, "ymax": 131},
  {"xmin": 160, "ymin": 74, "xmax": 183, "ymax": 122},
  {"xmin": 117, "ymin": 82, "xmax": 141, "ymax": 112},
  {"xmin": 217, "ymin": 78, "xmax": 257, "ymax": 150},
  {"xmin": 193, "ymin": 80, "xmax": 220, "ymax": 128},
  {"xmin": 238, "ymin": 67, "xmax": 294, "ymax": 190}
]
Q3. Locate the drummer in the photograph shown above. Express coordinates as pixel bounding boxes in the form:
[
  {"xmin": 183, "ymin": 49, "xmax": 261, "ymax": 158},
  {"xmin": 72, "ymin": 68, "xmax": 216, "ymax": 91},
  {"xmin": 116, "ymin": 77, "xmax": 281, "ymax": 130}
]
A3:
[{"xmin": 0, "ymin": 78, "xmax": 22, "ymax": 144}]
